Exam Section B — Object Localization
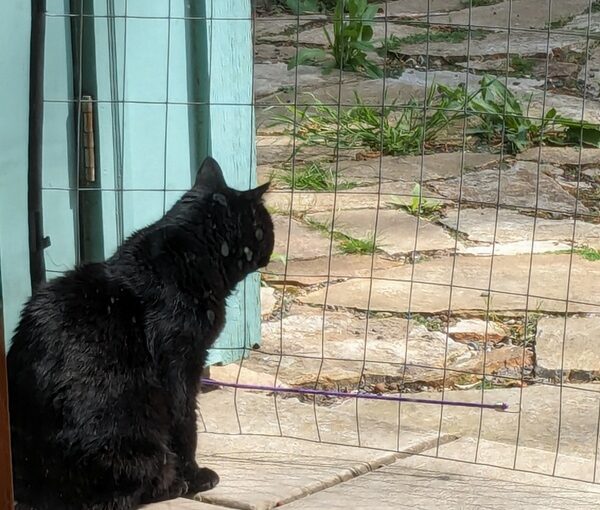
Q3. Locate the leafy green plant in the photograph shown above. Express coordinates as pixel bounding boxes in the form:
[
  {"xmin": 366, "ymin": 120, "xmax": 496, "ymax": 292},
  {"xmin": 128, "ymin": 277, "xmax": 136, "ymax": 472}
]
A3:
[
  {"xmin": 305, "ymin": 217, "xmax": 378, "ymax": 254},
  {"xmin": 275, "ymin": 162, "xmax": 358, "ymax": 191},
  {"xmin": 389, "ymin": 183, "xmax": 442, "ymax": 217},
  {"xmin": 576, "ymin": 246, "xmax": 600, "ymax": 261},
  {"xmin": 510, "ymin": 55, "xmax": 534, "ymax": 76},
  {"xmin": 461, "ymin": 75, "xmax": 542, "ymax": 153},
  {"xmin": 461, "ymin": 0, "xmax": 503, "ymax": 6},
  {"xmin": 338, "ymin": 233, "xmax": 377, "ymax": 254},
  {"xmin": 588, "ymin": 0, "xmax": 600, "ymax": 13},
  {"xmin": 275, "ymin": 74, "xmax": 600, "ymax": 156},
  {"xmin": 288, "ymin": 0, "xmax": 382, "ymax": 78},
  {"xmin": 274, "ymin": 85, "xmax": 467, "ymax": 156},
  {"xmin": 270, "ymin": 252, "xmax": 288, "ymax": 264},
  {"xmin": 546, "ymin": 15, "xmax": 575, "ymax": 29},
  {"xmin": 445, "ymin": 75, "xmax": 600, "ymax": 153}
]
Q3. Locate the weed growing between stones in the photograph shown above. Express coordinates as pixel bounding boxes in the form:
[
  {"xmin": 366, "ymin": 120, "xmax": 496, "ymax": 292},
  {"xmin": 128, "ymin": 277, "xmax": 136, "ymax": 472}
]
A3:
[
  {"xmin": 275, "ymin": 161, "xmax": 358, "ymax": 191},
  {"xmin": 575, "ymin": 246, "xmax": 600, "ymax": 261},
  {"xmin": 461, "ymin": 0, "xmax": 503, "ymax": 7},
  {"xmin": 388, "ymin": 183, "xmax": 442, "ymax": 219},
  {"xmin": 378, "ymin": 28, "xmax": 487, "ymax": 60},
  {"xmin": 276, "ymin": 75, "xmax": 600, "ymax": 156},
  {"xmin": 288, "ymin": 0, "xmax": 383, "ymax": 78},
  {"xmin": 305, "ymin": 217, "xmax": 379, "ymax": 254}
]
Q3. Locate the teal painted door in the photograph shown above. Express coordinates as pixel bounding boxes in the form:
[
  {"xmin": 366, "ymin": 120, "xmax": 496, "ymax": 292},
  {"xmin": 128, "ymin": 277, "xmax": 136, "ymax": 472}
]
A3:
[
  {"xmin": 0, "ymin": 0, "xmax": 261, "ymax": 362},
  {"xmin": 0, "ymin": 2, "xmax": 33, "ymax": 346}
]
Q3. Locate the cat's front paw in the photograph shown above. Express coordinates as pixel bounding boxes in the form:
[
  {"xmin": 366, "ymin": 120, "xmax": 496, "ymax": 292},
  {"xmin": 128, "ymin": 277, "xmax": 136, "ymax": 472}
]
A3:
[
  {"xmin": 185, "ymin": 466, "xmax": 220, "ymax": 493},
  {"xmin": 168, "ymin": 478, "xmax": 190, "ymax": 498}
]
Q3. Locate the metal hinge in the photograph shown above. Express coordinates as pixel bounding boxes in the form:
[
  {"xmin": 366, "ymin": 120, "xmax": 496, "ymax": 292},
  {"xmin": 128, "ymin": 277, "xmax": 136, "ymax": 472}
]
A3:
[{"xmin": 82, "ymin": 95, "xmax": 95, "ymax": 182}]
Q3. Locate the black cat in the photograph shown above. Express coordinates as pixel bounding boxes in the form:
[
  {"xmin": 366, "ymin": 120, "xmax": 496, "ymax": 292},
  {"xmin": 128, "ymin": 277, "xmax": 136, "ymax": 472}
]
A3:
[{"xmin": 7, "ymin": 157, "xmax": 274, "ymax": 510}]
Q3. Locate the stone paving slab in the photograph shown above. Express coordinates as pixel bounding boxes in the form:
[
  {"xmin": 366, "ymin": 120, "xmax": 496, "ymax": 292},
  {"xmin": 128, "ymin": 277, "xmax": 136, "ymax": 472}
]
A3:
[
  {"xmin": 255, "ymin": 15, "xmax": 324, "ymax": 40},
  {"xmin": 447, "ymin": 318, "xmax": 508, "ymax": 344},
  {"xmin": 254, "ymin": 63, "xmax": 361, "ymax": 99},
  {"xmin": 437, "ymin": 436, "xmax": 600, "ymax": 481},
  {"xmin": 518, "ymin": 146, "xmax": 600, "ymax": 167},
  {"xmin": 306, "ymin": 208, "xmax": 460, "ymax": 256},
  {"xmin": 193, "ymin": 432, "xmax": 445, "ymax": 510},
  {"xmin": 337, "ymin": 384, "xmax": 600, "ymax": 459},
  {"xmin": 245, "ymin": 308, "xmax": 474, "ymax": 388},
  {"xmin": 424, "ymin": 0, "xmax": 591, "ymax": 30},
  {"xmin": 264, "ymin": 254, "xmax": 402, "ymax": 287},
  {"xmin": 272, "ymin": 215, "xmax": 337, "ymax": 260},
  {"xmin": 256, "ymin": 135, "xmax": 342, "ymax": 165},
  {"xmin": 536, "ymin": 316, "xmax": 600, "ymax": 382},
  {"xmin": 197, "ymin": 382, "xmax": 600, "ymax": 464},
  {"xmin": 260, "ymin": 286, "xmax": 277, "ymax": 318},
  {"xmin": 399, "ymin": 30, "xmax": 585, "ymax": 60},
  {"xmin": 259, "ymin": 68, "xmax": 541, "ymax": 107},
  {"xmin": 385, "ymin": 0, "xmax": 465, "ymax": 17},
  {"xmin": 283, "ymin": 439, "xmax": 600, "ymax": 509},
  {"xmin": 254, "ymin": 43, "xmax": 297, "ymax": 64},
  {"xmin": 299, "ymin": 254, "xmax": 600, "ymax": 313},
  {"xmin": 264, "ymin": 183, "xmax": 445, "ymax": 216},
  {"xmin": 337, "ymin": 151, "xmax": 501, "ymax": 182},
  {"xmin": 441, "ymin": 208, "xmax": 600, "ymax": 245},
  {"xmin": 429, "ymin": 161, "xmax": 587, "ymax": 214}
]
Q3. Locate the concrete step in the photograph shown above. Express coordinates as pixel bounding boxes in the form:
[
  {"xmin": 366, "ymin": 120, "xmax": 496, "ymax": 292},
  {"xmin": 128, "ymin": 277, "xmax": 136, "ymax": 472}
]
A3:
[
  {"xmin": 281, "ymin": 438, "xmax": 600, "ymax": 509},
  {"xmin": 193, "ymin": 432, "xmax": 448, "ymax": 510},
  {"xmin": 142, "ymin": 498, "xmax": 230, "ymax": 509}
]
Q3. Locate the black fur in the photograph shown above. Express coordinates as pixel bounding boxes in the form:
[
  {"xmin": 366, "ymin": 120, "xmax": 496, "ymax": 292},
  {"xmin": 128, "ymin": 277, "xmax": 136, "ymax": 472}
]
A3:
[{"xmin": 7, "ymin": 157, "xmax": 274, "ymax": 510}]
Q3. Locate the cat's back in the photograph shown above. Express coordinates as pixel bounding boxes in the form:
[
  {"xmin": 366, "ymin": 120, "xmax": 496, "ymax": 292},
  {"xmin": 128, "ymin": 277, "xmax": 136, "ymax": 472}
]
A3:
[{"xmin": 8, "ymin": 262, "xmax": 147, "ymax": 402}]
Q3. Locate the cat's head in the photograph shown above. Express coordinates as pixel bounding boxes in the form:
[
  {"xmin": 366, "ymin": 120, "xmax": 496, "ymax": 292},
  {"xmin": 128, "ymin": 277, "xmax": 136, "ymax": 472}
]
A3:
[{"xmin": 186, "ymin": 157, "xmax": 274, "ymax": 280}]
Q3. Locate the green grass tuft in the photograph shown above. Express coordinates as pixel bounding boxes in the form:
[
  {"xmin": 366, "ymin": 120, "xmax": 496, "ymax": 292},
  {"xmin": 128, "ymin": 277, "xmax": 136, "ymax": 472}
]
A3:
[
  {"xmin": 510, "ymin": 55, "xmax": 534, "ymax": 76},
  {"xmin": 577, "ymin": 246, "xmax": 600, "ymax": 261},
  {"xmin": 338, "ymin": 234, "xmax": 377, "ymax": 254},
  {"xmin": 275, "ymin": 162, "xmax": 358, "ymax": 191},
  {"xmin": 461, "ymin": 0, "xmax": 503, "ymax": 6}
]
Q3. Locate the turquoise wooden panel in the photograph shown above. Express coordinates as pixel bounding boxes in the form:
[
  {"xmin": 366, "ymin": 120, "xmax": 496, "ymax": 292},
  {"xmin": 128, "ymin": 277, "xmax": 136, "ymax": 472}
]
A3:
[
  {"xmin": 41, "ymin": 9, "xmax": 79, "ymax": 275},
  {"xmin": 89, "ymin": 0, "xmax": 260, "ymax": 365},
  {"xmin": 203, "ymin": 0, "xmax": 259, "ymax": 365},
  {"xmin": 0, "ymin": 2, "xmax": 32, "ymax": 345}
]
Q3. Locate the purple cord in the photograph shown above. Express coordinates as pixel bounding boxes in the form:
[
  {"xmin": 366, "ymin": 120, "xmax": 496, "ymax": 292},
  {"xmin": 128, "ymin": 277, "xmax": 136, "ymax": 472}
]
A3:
[{"xmin": 200, "ymin": 378, "xmax": 509, "ymax": 411}]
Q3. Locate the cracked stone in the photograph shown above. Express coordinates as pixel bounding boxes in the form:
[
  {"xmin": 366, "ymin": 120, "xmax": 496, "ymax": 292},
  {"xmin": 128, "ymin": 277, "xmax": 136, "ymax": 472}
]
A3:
[
  {"xmin": 247, "ymin": 309, "xmax": 473, "ymax": 388},
  {"xmin": 447, "ymin": 319, "xmax": 508, "ymax": 344},
  {"xmin": 423, "ymin": 0, "xmax": 591, "ymax": 30},
  {"xmin": 272, "ymin": 215, "xmax": 336, "ymax": 260},
  {"xmin": 518, "ymin": 146, "xmax": 600, "ymax": 167},
  {"xmin": 263, "ymin": 182, "xmax": 445, "ymax": 216},
  {"xmin": 261, "ymin": 286, "xmax": 278, "ymax": 318},
  {"xmin": 337, "ymin": 152, "xmax": 501, "ymax": 182},
  {"xmin": 299, "ymin": 254, "xmax": 600, "ymax": 314},
  {"xmin": 428, "ymin": 161, "xmax": 588, "ymax": 215},
  {"xmin": 306, "ymin": 208, "xmax": 460, "ymax": 256},
  {"xmin": 440, "ymin": 208, "xmax": 600, "ymax": 246},
  {"xmin": 536, "ymin": 316, "xmax": 600, "ymax": 382},
  {"xmin": 264, "ymin": 254, "xmax": 402, "ymax": 287}
]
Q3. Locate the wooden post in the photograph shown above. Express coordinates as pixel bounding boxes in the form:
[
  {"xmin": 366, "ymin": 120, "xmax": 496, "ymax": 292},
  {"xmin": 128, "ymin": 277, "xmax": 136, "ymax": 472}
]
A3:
[
  {"xmin": 0, "ymin": 310, "xmax": 14, "ymax": 508},
  {"xmin": 203, "ymin": 0, "xmax": 260, "ymax": 366}
]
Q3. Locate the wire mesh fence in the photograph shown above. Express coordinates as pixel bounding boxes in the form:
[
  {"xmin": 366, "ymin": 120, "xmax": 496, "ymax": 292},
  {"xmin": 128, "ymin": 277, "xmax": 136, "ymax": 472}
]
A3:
[{"xmin": 37, "ymin": 0, "xmax": 600, "ymax": 487}]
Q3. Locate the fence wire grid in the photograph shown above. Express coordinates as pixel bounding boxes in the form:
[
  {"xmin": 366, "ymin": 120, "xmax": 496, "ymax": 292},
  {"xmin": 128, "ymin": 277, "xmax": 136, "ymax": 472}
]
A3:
[{"xmin": 39, "ymin": 0, "xmax": 600, "ymax": 486}]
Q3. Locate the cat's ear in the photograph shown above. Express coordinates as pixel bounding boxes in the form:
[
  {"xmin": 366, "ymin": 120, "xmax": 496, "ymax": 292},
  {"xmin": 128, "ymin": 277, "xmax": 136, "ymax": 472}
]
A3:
[
  {"xmin": 244, "ymin": 182, "xmax": 270, "ymax": 201},
  {"xmin": 194, "ymin": 157, "xmax": 227, "ymax": 191}
]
